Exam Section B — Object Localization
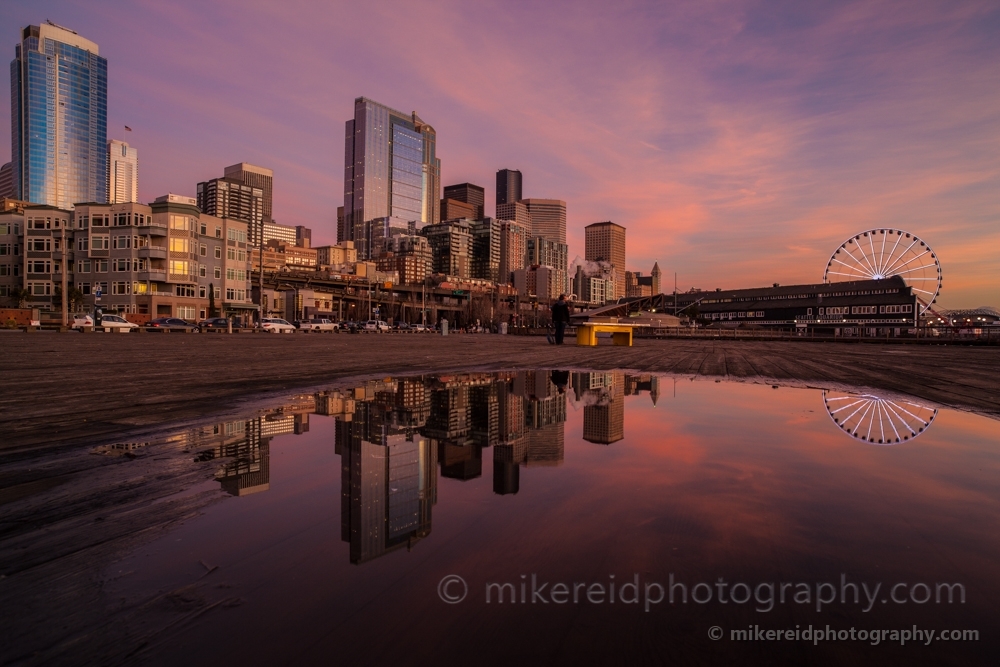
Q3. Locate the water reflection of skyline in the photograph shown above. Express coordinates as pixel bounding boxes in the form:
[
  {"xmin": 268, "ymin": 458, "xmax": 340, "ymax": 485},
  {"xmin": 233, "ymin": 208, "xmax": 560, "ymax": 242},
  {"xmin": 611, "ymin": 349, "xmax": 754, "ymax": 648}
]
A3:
[
  {"xmin": 183, "ymin": 371, "xmax": 658, "ymax": 564},
  {"xmin": 180, "ymin": 371, "xmax": 944, "ymax": 567}
]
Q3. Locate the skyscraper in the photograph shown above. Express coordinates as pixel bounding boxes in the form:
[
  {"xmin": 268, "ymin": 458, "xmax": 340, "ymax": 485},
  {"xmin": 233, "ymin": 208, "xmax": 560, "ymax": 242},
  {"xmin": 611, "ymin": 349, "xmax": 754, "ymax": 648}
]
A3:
[
  {"xmin": 585, "ymin": 221, "xmax": 626, "ymax": 299},
  {"xmin": 443, "ymin": 183, "xmax": 484, "ymax": 219},
  {"xmin": 107, "ymin": 139, "xmax": 138, "ymax": 204},
  {"xmin": 440, "ymin": 198, "xmax": 477, "ymax": 221},
  {"xmin": 496, "ymin": 201, "xmax": 530, "ymax": 229},
  {"xmin": 224, "ymin": 163, "xmax": 273, "ymax": 220},
  {"xmin": 496, "ymin": 169, "xmax": 522, "ymax": 207},
  {"xmin": 499, "ymin": 219, "xmax": 529, "ymax": 283},
  {"xmin": 0, "ymin": 163, "xmax": 13, "ymax": 199},
  {"xmin": 343, "ymin": 97, "xmax": 440, "ymax": 243},
  {"xmin": 522, "ymin": 199, "xmax": 566, "ymax": 245},
  {"xmin": 196, "ymin": 177, "xmax": 263, "ymax": 242},
  {"xmin": 10, "ymin": 22, "xmax": 108, "ymax": 207}
]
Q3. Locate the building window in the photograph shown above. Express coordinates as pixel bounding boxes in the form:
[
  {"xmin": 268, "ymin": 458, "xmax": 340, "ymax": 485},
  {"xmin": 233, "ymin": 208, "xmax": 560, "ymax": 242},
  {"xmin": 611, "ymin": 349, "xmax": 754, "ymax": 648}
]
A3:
[
  {"xmin": 169, "ymin": 215, "xmax": 191, "ymax": 231},
  {"xmin": 176, "ymin": 306, "xmax": 196, "ymax": 320},
  {"xmin": 215, "ymin": 226, "xmax": 222, "ymax": 239},
  {"xmin": 214, "ymin": 246, "xmax": 221, "ymax": 259},
  {"xmin": 169, "ymin": 260, "xmax": 191, "ymax": 276},
  {"xmin": 199, "ymin": 265, "xmax": 206, "ymax": 277},
  {"xmin": 200, "ymin": 244, "xmax": 207, "ymax": 256},
  {"xmin": 169, "ymin": 237, "xmax": 191, "ymax": 253},
  {"xmin": 214, "ymin": 267, "xmax": 221, "ymax": 279},
  {"xmin": 199, "ymin": 286, "xmax": 207, "ymax": 298}
]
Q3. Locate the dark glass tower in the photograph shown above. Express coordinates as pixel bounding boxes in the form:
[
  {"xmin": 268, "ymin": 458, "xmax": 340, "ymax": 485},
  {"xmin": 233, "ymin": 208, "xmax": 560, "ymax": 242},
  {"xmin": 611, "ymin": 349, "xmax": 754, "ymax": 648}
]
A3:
[
  {"xmin": 496, "ymin": 169, "xmax": 522, "ymax": 208},
  {"xmin": 10, "ymin": 22, "xmax": 108, "ymax": 207},
  {"xmin": 443, "ymin": 182, "xmax": 484, "ymax": 219}
]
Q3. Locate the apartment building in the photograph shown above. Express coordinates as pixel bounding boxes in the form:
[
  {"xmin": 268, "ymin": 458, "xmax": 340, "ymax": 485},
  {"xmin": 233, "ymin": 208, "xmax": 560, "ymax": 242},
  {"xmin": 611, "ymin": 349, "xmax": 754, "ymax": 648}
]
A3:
[{"xmin": 0, "ymin": 195, "xmax": 254, "ymax": 321}]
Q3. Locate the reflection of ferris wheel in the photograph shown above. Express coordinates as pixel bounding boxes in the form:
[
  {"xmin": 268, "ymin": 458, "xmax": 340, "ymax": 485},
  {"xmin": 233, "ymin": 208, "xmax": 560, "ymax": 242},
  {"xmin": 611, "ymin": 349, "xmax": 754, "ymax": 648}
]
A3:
[
  {"xmin": 823, "ymin": 229, "xmax": 941, "ymax": 314},
  {"xmin": 823, "ymin": 390, "xmax": 938, "ymax": 445}
]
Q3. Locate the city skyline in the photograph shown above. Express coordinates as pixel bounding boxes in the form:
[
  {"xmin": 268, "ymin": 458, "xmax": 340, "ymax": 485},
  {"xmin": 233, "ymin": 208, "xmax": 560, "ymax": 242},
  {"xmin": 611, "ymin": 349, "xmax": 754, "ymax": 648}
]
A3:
[{"xmin": 1, "ymin": 2, "xmax": 997, "ymax": 308}]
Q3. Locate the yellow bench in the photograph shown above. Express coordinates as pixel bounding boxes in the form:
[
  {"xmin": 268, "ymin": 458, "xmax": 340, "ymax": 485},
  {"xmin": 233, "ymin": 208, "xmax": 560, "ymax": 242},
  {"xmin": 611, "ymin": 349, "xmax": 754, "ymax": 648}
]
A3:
[{"xmin": 575, "ymin": 322, "xmax": 635, "ymax": 347}]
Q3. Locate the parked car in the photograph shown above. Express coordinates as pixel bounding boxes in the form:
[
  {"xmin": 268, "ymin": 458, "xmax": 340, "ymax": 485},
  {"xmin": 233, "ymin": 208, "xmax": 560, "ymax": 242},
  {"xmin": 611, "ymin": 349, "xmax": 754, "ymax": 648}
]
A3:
[
  {"xmin": 147, "ymin": 317, "xmax": 198, "ymax": 332},
  {"xmin": 410, "ymin": 323, "xmax": 428, "ymax": 332},
  {"xmin": 394, "ymin": 322, "xmax": 412, "ymax": 331},
  {"xmin": 363, "ymin": 319, "xmax": 390, "ymax": 332},
  {"xmin": 199, "ymin": 317, "xmax": 241, "ymax": 332},
  {"xmin": 298, "ymin": 318, "xmax": 339, "ymax": 332},
  {"xmin": 72, "ymin": 314, "xmax": 94, "ymax": 330},
  {"xmin": 261, "ymin": 317, "xmax": 296, "ymax": 333},
  {"xmin": 98, "ymin": 314, "xmax": 139, "ymax": 332}
]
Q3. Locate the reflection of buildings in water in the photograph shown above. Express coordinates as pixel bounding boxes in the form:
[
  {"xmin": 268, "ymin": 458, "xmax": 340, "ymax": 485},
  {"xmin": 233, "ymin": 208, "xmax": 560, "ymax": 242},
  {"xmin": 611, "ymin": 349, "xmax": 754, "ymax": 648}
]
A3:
[
  {"xmin": 822, "ymin": 390, "xmax": 938, "ymax": 445},
  {"xmin": 338, "ymin": 393, "xmax": 437, "ymax": 565},
  {"xmin": 493, "ymin": 439, "xmax": 522, "ymax": 495},
  {"xmin": 624, "ymin": 374, "xmax": 660, "ymax": 405},
  {"xmin": 579, "ymin": 372, "xmax": 625, "ymax": 445},
  {"xmin": 439, "ymin": 442, "xmax": 483, "ymax": 480},
  {"xmin": 191, "ymin": 417, "xmax": 272, "ymax": 497},
  {"xmin": 526, "ymin": 424, "xmax": 564, "ymax": 467},
  {"xmin": 471, "ymin": 382, "xmax": 500, "ymax": 447}
]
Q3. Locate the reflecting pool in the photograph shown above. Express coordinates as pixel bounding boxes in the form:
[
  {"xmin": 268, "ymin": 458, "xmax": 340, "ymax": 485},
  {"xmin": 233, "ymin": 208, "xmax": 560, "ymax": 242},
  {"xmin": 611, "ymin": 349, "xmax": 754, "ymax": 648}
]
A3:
[{"xmin": 2, "ymin": 371, "xmax": 999, "ymax": 666}]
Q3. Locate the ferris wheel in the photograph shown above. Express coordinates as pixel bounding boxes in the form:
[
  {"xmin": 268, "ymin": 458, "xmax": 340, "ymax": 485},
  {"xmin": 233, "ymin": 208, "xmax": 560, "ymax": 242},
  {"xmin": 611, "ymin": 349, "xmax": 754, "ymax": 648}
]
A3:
[
  {"xmin": 823, "ymin": 229, "xmax": 941, "ymax": 314},
  {"xmin": 822, "ymin": 390, "xmax": 938, "ymax": 445}
]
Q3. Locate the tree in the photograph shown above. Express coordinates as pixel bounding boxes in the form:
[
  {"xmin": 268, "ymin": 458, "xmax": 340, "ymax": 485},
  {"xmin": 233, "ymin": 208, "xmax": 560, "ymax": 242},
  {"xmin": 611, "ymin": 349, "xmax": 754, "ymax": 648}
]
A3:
[
  {"xmin": 208, "ymin": 283, "xmax": 216, "ymax": 317},
  {"xmin": 11, "ymin": 287, "xmax": 29, "ymax": 309},
  {"xmin": 68, "ymin": 287, "xmax": 85, "ymax": 311}
]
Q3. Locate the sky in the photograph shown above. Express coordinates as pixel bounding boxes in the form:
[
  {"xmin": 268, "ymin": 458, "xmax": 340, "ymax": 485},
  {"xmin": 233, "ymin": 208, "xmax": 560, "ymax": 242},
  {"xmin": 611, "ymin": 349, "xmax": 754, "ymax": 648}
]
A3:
[{"xmin": 3, "ymin": 0, "xmax": 998, "ymax": 308}]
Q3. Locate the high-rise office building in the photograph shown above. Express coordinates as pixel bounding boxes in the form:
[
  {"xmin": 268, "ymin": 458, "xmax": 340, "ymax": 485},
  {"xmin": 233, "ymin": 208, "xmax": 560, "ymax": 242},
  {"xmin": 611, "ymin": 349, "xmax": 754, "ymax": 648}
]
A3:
[
  {"xmin": 107, "ymin": 140, "xmax": 138, "ymax": 204},
  {"xmin": 10, "ymin": 22, "xmax": 108, "ymax": 207},
  {"xmin": 295, "ymin": 225, "xmax": 311, "ymax": 247},
  {"xmin": 651, "ymin": 261, "xmax": 662, "ymax": 295},
  {"xmin": 336, "ymin": 206, "xmax": 346, "ymax": 243},
  {"xmin": 422, "ymin": 219, "xmax": 471, "ymax": 278},
  {"xmin": 499, "ymin": 219, "xmax": 529, "ymax": 283},
  {"xmin": 0, "ymin": 163, "xmax": 14, "ymax": 199},
  {"xmin": 471, "ymin": 218, "xmax": 501, "ymax": 282},
  {"xmin": 224, "ymin": 163, "xmax": 273, "ymax": 220},
  {"xmin": 440, "ymin": 198, "xmax": 477, "ymax": 221},
  {"xmin": 528, "ymin": 236, "xmax": 568, "ymax": 296},
  {"xmin": 522, "ymin": 199, "xmax": 566, "ymax": 246},
  {"xmin": 343, "ymin": 97, "xmax": 440, "ymax": 243},
  {"xmin": 496, "ymin": 201, "xmax": 530, "ymax": 229},
  {"xmin": 496, "ymin": 169, "xmax": 522, "ymax": 207},
  {"xmin": 585, "ymin": 221, "xmax": 626, "ymax": 299},
  {"xmin": 196, "ymin": 177, "xmax": 264, "ymax": 243},
  {"xmin": 443, "ymin": 183, "xmax": 484, "ymax": 219}
]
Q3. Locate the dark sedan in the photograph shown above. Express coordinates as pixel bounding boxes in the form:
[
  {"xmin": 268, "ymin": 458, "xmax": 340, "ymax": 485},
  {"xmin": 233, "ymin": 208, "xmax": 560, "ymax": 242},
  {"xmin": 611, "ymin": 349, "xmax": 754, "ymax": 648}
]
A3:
[
  {"xmin": 199, "ymin": 317, "xmax": 242, "ymax": 332},
  {"xmin": 146, "ymin": 317, "xmax": 198, "ymax": 332}
]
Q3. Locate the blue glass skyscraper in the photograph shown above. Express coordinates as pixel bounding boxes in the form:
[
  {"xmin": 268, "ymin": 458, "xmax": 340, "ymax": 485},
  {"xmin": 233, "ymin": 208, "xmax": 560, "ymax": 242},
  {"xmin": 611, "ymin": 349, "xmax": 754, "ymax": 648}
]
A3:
[
  {"xmin": 10, "ymin": 22, "xmax": 108, "ymax": 208},
  {"xmin": 342, "ymin": 97, "xmax": 440, "ymax": 243}
]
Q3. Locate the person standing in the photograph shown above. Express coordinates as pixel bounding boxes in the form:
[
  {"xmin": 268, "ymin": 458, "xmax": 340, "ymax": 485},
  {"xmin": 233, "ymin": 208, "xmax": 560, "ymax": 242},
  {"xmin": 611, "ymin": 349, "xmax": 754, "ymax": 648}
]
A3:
[{"xmin": 551, "ymin": 294, "xmax": 571, "ymax": 345}]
